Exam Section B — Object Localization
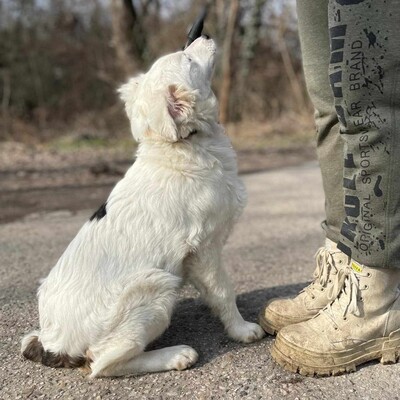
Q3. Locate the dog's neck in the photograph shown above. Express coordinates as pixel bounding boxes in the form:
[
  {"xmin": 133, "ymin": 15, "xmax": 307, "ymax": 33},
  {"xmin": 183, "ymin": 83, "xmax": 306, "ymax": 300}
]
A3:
[{"xmin": 134, "ymin": 127, "xmax": 237, "ymax": 180}]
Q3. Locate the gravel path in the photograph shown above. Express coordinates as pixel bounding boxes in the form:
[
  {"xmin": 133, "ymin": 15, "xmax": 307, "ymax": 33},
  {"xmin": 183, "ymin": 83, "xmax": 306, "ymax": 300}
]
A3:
[{"xmin": 1, "ymin": 163, "xmax": 399, "ymax": 399}]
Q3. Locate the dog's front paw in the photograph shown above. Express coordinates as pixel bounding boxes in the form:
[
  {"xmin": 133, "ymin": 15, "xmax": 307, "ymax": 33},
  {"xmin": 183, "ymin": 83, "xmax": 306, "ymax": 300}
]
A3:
[
  {"xmin": 228, "ymin": 321, "xmax": 265, "ymax": 343},
  {"xmin": 167, "ymin": 345, "xmax": 199, "ymax": 371}
]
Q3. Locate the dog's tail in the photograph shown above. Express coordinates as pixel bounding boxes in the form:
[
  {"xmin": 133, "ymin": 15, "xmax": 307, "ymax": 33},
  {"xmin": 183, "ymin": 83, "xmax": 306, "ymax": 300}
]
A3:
[{"xmin": 21, "ymin": 331, "xmax": 86, "ymax": 368}]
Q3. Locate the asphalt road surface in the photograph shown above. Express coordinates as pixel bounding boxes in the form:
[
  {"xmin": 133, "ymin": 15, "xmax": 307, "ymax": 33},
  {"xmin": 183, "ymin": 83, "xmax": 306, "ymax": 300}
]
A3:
[{"xmin": 1, "ymin": 162, "xmax": 399, "ymax": 400}]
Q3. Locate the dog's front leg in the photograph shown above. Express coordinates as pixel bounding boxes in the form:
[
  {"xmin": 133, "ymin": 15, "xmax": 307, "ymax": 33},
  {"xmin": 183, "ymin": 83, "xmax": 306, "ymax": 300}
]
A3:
[{"xmin": 186, "ymin": 249, "xmax": 265, "ymax": 343}]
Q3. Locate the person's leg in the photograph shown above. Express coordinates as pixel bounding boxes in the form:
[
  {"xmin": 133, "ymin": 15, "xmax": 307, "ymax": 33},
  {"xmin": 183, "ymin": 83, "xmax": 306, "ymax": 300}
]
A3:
[
  {"xmin": 329, "ymin": 1, "xmax": 400, "ymax": 267},
  {"xmin": 297, "ymin": 0, "xmax": 345, "ymax": 242},
  {"xmin": 259, "ymin": 0, "xmax": 348, "ymax": 335},
  {"xmin": 272, "ymin": 0, "xmax": 400, "ymax": 375}
]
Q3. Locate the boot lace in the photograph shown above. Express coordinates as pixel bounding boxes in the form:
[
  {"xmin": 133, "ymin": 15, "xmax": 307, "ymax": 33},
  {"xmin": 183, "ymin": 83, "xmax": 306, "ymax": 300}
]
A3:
[
  {"xmin": 302, "ymin": 247, "xmax": 340, "ymax": 299},
  {"xmin": 320, "ymin": 266, "xmax": 370, "ymax": 322}
]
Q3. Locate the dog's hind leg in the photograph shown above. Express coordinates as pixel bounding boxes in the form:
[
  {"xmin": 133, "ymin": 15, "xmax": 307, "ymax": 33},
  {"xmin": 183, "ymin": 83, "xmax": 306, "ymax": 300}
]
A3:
[
  {"xmin": 89, "ymin": 341, "xmax": 144, "ymax": 378},
  {"xmin": 88, "ymin": 268, "xmax": 191, "ymax": 378},
  {"xmin": 97, "ymin": 345, "xmax": 198, "ymax": 377},
  {"xmin": 89, "ymin": 314, "xmax": 198, "ymax": 378},
  {"xmin": 186, "ymin": 248, "xmax": 265, "ymax": 343}
]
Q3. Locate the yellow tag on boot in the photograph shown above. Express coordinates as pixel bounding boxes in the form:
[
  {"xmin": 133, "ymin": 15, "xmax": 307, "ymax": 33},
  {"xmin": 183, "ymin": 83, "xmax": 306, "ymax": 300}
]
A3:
[{"xmin": 351, "ymin": 261, "xmax": 363, "ymax": 273}]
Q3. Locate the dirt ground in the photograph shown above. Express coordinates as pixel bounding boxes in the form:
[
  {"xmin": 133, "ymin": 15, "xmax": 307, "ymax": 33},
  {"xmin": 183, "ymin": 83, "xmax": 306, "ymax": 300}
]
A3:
[{"xmin": 0, "ymin": 144, "xmax": 316, "ymax": 224}]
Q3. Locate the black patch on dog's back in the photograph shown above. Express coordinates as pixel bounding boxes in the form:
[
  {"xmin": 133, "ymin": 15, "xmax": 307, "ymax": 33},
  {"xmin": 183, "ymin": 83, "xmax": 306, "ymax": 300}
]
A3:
[{"xmin": 90, "ymin": 202, "xmax": 107, "ymax": 222}]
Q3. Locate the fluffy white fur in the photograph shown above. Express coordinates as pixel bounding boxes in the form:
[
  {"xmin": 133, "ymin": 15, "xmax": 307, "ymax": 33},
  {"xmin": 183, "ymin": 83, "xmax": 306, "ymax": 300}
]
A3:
[{"xmin": 21, "ymin": 37, "xmax": 265, "ymax": 378}]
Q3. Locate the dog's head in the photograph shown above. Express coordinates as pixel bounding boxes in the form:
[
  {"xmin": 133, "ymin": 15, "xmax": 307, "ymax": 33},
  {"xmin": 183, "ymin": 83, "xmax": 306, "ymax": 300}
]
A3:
[{"xmin": 119, "ymin": 36, "xmax": 218, "ymax": 142}]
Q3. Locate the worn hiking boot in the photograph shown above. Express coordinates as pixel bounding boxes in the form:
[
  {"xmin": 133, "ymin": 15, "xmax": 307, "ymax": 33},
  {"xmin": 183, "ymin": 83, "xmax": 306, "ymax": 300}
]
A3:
[
  {"xmin": 259, "ymin": 239, "xmax": 349, "ymax": 335},
  {"xmin": 272, "ymin": 260, "xmax": 400, "ymax": 376}
]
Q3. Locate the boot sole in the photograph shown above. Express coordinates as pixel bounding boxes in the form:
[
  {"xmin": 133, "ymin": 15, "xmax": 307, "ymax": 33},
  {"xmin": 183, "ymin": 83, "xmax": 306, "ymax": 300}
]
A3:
[{"xmin": 272, "ymin": 328, "xmax": 400, "ymax": 377}]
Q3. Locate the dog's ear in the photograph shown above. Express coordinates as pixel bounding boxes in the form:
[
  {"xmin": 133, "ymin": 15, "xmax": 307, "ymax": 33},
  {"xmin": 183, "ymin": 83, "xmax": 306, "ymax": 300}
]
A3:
[
  {"xmin": 119, "ymin": 78, "xmax": 195, "ymax": 143},
  {"xmin": 161, "ymin": 84, "xmax": 195, "ymax": 141},
  {"xmin": 119, "ymin": 75, "xmax": 153, "ymax": 142},
  {"xmin": 143, "ymin": 84, "xmax": 195, "ymax": 143},
  {"xmin": 167, "ymin": 84, "xmax": 195, "ymax": 120},
  {"xmin": 118, "ymin": 75, "xmax": 143, "ymax": 107}
]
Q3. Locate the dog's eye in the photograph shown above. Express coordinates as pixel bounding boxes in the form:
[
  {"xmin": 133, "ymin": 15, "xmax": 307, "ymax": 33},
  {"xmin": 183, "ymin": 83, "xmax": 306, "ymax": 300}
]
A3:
[{"xmin": 183, "ymin": 53, "xmax": 192, "ymax": 63}]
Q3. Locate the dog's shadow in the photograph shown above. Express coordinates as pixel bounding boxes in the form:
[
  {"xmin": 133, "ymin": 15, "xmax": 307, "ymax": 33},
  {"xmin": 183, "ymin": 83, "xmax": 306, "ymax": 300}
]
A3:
[{"xmin": 148, "ymin": 282, "xmax": 308, "ymax": 367}]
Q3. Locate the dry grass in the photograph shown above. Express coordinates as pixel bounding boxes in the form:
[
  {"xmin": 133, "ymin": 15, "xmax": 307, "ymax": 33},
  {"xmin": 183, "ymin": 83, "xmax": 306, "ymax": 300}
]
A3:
[
  {"xmin": 227, "ymin": 112, "xmax": 315, "ymax": 150},
  {"xmin": 0, "ymin": 110, "xmax": 316, "ymax": 172}
]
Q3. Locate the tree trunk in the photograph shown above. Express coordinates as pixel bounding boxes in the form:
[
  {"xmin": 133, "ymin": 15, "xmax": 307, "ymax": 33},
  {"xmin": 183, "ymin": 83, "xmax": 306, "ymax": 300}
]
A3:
[
  {"xmin": 1, "ymin": 69, "xmax": 12, "ymax": 139},
  {"xmin": 219, "ymin": 0, "xmax": 239, "ymax": 124},
  {"xmin": 111, "ymin": 0, "xmax": 142, "ymax": 77},
  {"xmin": 236, "ymin": 0, "xmax": 265, "ymax": 119},
  {"xmin": 277, "ymin": 15, "xmax": 307, "ymax": 114}
]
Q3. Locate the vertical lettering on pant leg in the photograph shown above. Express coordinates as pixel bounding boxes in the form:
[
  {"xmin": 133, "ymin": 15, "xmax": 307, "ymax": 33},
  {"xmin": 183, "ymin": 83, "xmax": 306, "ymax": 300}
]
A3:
[
  {"xmin": 344, "ymin": 153, "xmax": 356, "ymax": 168},
  {"xmin": 335, "ymin": 105, "xmax": 347, "ymax": 127},
  {"xmin": 330, "ymin": 1, "xmax": 391, "ymax": 264},
  {"xmin": 331, "ymin": 38, "xmax": 345, "ymax": 51},
  {"xmin": 329, "ymin": 70, "xmax": 343, "ymax": 98},
  {"xmin": 331, "ymin": 51, "xmax": 344, "ymax": 63},
  {"xmin": 341, "ymin": 217, "xmax": 357, "ymax": 242},
  {"xmin": 329, "ymin": 24, "xmax": 347, "ymax": 128},
  {"xmin": 344, "ymin": 175, "xmax": 357, "ymax": 190},
  {"xmin": 329, "ymin": 25, "xmax": 347, "ymax": 99},
  {"xmin": 330, "ymin": 24, "xmax": 347, "ymax": 38},
  {"xmin": 337, "ymin": 241, "xmax": 352, "ymax": 257},
  {"xmin": 336, "ymin": 0, "xmax": 365, "ymax": 5},
  {"xmin": 344, "ymin": 194, "xmax": 360, "ymax": 217}
]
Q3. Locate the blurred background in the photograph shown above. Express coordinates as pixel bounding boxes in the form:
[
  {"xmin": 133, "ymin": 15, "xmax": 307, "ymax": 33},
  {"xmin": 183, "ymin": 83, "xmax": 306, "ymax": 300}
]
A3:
[{"xmin": 0, "ymin": 0, "xmax": 316, "ymax": 222}]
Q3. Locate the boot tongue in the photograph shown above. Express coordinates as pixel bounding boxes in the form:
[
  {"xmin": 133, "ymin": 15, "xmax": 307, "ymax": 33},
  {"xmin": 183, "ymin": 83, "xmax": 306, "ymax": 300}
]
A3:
[{"xmin": 325, "ymin": 238, "xmax": 338, "ymax": 251}]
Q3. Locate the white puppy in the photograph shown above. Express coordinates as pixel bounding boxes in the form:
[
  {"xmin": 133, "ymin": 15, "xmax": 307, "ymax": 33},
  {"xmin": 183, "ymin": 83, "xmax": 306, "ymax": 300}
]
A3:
[{"xmin": 21, "ymin": 36, "xmax": 265, "ymax": 378}]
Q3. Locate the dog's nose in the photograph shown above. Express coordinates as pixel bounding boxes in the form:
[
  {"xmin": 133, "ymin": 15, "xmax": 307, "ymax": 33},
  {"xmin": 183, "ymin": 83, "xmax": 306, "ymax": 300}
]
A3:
[{"xmin": 202, "ymin": 33, "xmax": 210, "ymax": 40}]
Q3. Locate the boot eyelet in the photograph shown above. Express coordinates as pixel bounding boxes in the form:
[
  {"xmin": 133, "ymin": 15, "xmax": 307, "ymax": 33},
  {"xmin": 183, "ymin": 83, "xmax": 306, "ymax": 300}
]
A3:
[
  {"xmin": 364, "ymin": 284, "xmax": 369, "ymax": 289},
  {"xmin": 367, "ymin": 273, "xmax": 371, "ymax": 277},
  {"xmin": 311, "ymin": 295, "xmax": 316, "ymax": 299},
  {"xmin": 343, "ymin": 317, "xmax": 347, "ymax": 321},
  {"xmin": 328, "ymin": 279, "xmax": 332, "ymax": 284},
  {"xmin": 321, "ymin": 288, "xmax": 325, "ymax": 292},
  {"xmin": 334, "ymin": 326, "xmax": 338, "ymax": 330},
  {"xmin": 359, "ymin": 296, "xmax": 363, "ymax": 302}
]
